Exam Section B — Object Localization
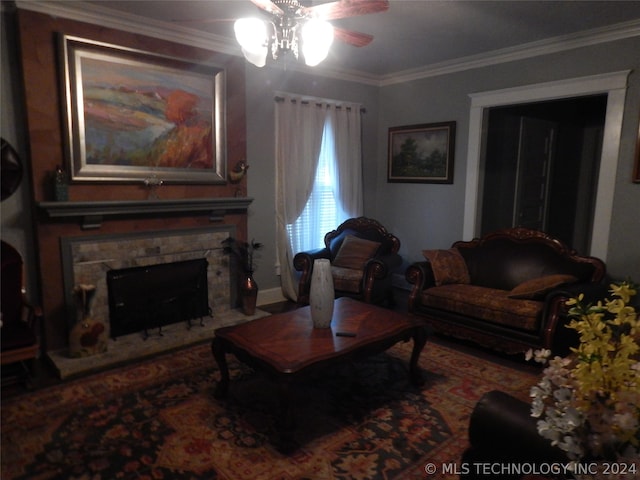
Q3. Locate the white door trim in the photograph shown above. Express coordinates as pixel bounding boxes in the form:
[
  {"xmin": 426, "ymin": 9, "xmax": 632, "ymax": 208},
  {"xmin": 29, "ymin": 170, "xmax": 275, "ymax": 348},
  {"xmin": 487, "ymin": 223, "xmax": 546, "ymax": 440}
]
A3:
[{"xmin": 464, "ymin": 71, "xmax": 631, "ymax": 260}]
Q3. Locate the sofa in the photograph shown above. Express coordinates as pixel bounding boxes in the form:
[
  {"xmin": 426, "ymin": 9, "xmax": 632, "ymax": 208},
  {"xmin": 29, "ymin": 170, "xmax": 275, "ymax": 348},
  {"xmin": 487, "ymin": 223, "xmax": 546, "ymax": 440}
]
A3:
[{"xmin": 405, "ymin": 228, "xmax": 606, "ymax": 355}]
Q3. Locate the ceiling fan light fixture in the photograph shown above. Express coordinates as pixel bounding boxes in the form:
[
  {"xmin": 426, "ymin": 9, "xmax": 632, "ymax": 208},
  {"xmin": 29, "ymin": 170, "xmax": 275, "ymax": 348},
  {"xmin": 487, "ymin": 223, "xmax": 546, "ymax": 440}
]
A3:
[
  {"xmin": 228, "ymin": 0, "xmax": 388, "ymax": 68},
  {"xmin": 301, "ymin": 19, "xmax": 334, "ymax": 67},
  {"xmin": 234, "ymin": 18, "xmax": 269, "ymax": 66}
]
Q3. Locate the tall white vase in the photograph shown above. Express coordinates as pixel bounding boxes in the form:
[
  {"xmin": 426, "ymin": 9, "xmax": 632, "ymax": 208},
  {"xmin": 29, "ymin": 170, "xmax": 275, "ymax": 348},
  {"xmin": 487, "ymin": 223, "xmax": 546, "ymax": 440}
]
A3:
[{"xmin": 309, "ymin": 258, "xmax": 335, "ymax": 328}]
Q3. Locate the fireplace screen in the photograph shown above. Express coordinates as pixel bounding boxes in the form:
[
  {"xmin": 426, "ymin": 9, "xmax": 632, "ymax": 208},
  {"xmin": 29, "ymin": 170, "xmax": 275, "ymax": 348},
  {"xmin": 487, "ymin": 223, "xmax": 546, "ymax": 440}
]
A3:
[{"xmin": 107, "ymin": 258, "xmax": 211, "ymax": 339}]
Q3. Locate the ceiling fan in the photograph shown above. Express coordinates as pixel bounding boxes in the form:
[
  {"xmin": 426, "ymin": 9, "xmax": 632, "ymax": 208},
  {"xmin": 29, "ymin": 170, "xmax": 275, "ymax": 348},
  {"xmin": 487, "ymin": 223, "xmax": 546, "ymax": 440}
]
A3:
[{"xmin": 232, "ymin": 0, "xmax": 390, "ymax": 67}]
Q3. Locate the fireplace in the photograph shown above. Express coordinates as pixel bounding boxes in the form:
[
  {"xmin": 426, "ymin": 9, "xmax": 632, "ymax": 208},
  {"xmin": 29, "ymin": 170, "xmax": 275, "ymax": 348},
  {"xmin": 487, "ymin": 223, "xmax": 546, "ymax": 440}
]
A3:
[
  {"xmin": 107, "ymin": 258, "xmax": 211, "ymax": 339},
  {"xmin": 61, "ymin": 226, "xmax": 236, "ymax": 339}
]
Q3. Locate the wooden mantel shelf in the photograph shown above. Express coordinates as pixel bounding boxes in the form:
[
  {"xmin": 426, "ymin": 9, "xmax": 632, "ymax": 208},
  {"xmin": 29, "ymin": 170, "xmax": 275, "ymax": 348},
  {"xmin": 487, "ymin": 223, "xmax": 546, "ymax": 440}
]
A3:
[{"xmin": 38, "ymin": 197, "xmax": 254, "ymax": 229}]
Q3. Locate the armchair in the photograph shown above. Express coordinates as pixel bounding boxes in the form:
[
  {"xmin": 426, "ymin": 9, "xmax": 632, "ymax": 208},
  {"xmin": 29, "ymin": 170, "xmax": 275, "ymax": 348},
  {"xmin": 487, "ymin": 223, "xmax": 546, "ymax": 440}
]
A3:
[
  {"xmin": 1, "ymin": 240, "xmax": 42, "ymax": 386},
  {"xmin": 293, "ymin": 217, "xmax": 401, "ymax": 306}
]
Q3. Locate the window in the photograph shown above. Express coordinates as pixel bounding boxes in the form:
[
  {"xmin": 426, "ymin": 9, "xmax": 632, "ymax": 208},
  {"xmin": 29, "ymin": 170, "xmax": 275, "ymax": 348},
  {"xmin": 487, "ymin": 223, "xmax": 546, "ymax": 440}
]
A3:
[{"xmin": 286, "ymin": 117, "xmax": 347, "ymax": 252}]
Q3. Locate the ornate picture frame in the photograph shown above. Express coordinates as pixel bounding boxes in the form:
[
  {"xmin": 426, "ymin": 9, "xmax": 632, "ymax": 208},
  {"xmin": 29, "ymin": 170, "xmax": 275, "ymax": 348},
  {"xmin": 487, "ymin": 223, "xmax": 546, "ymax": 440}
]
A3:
[
  {"xmin": 387, "ymin": 121, "xmax": 456, "ymax": 184},
  {"xmin": 59, "ymin": 34, "xmax": 226, "ymax": 184}
]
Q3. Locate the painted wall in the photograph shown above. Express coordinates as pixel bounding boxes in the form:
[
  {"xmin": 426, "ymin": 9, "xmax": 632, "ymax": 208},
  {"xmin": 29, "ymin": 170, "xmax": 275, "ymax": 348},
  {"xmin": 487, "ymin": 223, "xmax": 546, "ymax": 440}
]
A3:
[{"xmin": 373, "ymin": 36, "xmax": 640, "ymax": 282}]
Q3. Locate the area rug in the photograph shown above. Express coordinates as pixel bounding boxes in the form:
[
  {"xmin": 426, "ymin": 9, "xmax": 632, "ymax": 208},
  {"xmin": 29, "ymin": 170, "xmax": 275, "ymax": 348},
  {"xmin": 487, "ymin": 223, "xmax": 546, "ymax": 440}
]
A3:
[{"xmin": 1, "ymin": 338, "xmax": 539, "ymax": 480}]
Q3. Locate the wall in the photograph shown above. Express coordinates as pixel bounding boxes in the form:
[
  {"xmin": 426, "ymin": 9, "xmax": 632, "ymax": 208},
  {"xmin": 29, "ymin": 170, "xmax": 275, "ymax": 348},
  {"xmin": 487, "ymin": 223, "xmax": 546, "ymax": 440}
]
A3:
[
  {"xmin": 374, "ymin": 36, "xmax": 640, "ymax": 282},
  {"xmin": 14, "ymin": 9, "xmax": 248, "ymax": 351}
]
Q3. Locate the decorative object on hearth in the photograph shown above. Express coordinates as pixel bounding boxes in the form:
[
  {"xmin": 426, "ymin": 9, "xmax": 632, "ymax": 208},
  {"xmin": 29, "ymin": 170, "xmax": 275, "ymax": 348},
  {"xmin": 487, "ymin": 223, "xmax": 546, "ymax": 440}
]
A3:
[
  {"xmin": 228, "ymin": 161, "xmax": 249, "ymax": 183},
  {"xmin": 222, "ymin": 237, "xmax": 263, "ymax": 315},
  {"xmin": 240, "ymin": 272, "xmax": 259, "ymax": 316},
  {"xmin": 527, "ymin": 280, "xmax": 639, "ymax": 475},
  {"xmin": 309, "ymin": 258, "xmax": 334, "ymax": 328},
  {"xmin": 69, "ymin": 283, "xmax": 108, "ymax": 357},
  {"xmin": 1, "ymin": 138, "xmax": 23, "ymax": 201},
  {"xmin": 231, "ymin": 0, "xmax": 389, "ymax": 67}
]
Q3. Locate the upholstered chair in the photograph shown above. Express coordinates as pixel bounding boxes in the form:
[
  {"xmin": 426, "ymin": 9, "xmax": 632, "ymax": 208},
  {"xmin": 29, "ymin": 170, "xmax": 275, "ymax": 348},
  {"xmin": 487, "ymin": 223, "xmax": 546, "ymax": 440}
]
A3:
[
  {"xmin": 293, "ymin": 217, "xmax": 402, "ymax": 306},
  {"xmin": 1, "ymin": 240, "xmax": 42, "ymax": 385}
]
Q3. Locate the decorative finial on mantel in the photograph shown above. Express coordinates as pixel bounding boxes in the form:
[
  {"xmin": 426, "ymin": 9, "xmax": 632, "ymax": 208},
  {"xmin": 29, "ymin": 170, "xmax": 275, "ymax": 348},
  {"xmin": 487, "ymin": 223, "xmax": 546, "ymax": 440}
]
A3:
[{"xmin": 229, "ymin": 161, "xmax": 249, "ymax": 183}]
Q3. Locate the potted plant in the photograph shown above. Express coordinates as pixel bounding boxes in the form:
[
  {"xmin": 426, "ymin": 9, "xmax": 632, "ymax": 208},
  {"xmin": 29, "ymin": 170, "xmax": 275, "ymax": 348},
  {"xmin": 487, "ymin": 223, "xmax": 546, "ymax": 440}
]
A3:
[
  {"xmin": 526, "ymin": 280, "xmax": 639, "ymax": 478},
  {"xmin": 222, "ymin": 237, "xmax": 263, "ymax": 315}
]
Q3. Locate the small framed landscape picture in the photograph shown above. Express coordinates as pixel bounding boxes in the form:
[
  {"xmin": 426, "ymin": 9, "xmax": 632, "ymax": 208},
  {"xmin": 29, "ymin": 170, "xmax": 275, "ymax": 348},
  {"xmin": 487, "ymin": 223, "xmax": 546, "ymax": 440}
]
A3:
[{"xmin": 387, "ymin": 121, "xmax": 456, "ymax": 184}]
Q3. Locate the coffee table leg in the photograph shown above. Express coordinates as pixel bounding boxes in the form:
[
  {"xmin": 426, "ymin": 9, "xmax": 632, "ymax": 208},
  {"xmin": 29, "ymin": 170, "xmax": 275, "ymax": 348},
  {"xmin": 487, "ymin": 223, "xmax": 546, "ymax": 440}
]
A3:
[
  {"xmin": 276, "ymin": 380, "xmax": 297, "ymax": 453},
  {"xmin": 409, "ymin": 326, "xmax": 428, "ymax": 386},
  {"xmin": 211, "ymin": 337, "xmax": 230, "ymax": 399}
]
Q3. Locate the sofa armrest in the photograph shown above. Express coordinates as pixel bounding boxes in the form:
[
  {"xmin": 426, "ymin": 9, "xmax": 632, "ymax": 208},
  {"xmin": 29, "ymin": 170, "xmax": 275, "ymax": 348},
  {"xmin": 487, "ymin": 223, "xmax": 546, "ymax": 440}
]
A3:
[
  {"xmin": 405, "ymin": 261, "xmax": 437, "ymax": 312},
  {"xmin": 540, "ymin": 281, "xmax": 610, "ymax": 354},
  {"xmin": 293, "ymin": 248, "xmax": 332, "ymax": 304},
  {"xmin": 461, "ymin": 390, "xmax": 567, "ymax": 479},
  {"xmin": 364, "ymin": 252, "xmax": 403, "ymax": 279}
]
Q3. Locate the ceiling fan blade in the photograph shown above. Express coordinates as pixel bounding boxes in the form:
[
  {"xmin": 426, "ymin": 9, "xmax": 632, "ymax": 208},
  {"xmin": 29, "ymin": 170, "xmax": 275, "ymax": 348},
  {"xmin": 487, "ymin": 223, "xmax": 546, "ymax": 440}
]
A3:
[
  {"xmin": 333, "ymin": 27, "xmax": 373, "ymax": 47},
  {"xmin": 250, "ymin": 0, "xmax": 284, "ymax": 16},
  {"xmin": 171, "ymin": 18, "xmax": 236, "ymax": 25},
  {"xmin": 304, "ymin": 0, "xmax": 389, "ymax": 20}
]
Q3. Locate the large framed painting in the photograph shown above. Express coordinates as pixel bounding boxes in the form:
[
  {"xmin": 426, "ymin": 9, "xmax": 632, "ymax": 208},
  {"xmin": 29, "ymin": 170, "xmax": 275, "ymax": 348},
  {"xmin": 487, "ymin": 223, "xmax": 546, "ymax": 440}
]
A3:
[
  {"xmin": 387, "ymin": 121, "xmax": 456, "ymax": 183},
  {"xmin": 59, "ymin": 34, "xmax": 226, "ymax": 184}
]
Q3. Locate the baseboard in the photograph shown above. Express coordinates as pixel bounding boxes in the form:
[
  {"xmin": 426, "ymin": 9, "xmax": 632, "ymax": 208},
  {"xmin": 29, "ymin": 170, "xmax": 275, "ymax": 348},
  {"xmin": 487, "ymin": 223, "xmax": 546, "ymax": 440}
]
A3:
[{"xmin": 257, "ymin": 287, "xmax": 287, "ymax": 306}]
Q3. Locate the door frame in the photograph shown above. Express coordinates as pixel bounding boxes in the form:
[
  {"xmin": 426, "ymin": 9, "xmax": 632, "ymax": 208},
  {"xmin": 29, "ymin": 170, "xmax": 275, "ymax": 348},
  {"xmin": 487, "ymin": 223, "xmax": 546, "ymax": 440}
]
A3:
[{"xmin": 464, "ymin": 71, "xmax": 630, "ymax": 261}]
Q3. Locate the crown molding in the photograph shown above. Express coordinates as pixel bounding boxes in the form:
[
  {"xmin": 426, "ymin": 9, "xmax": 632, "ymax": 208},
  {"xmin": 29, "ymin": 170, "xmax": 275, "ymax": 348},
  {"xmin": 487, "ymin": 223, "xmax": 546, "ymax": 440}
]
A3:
[
  {"xmin": 380, "ymin": 19, "xmax": 640, "ymax": 87},
  {"xmin": 15, "ymin": 1, "xmax": 640, "ymax": 87},
  {"xmin": 15, "ymin": 0, "xmax": 238, "ymax": 55}
]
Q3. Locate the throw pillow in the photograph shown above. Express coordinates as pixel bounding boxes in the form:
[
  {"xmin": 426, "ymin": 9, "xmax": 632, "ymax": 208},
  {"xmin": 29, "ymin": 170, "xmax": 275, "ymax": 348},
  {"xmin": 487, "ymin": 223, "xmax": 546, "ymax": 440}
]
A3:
[
  {"xmin": 508, "ymin": 274, "xmax": 578, "ymax": 300},
  {"xmin": 421, "ymin": 248, "xmax": 470, "ymax": 286},
  {"xmin": 333, "ymin": 235, "xmax": 381, "ymax": 270}
]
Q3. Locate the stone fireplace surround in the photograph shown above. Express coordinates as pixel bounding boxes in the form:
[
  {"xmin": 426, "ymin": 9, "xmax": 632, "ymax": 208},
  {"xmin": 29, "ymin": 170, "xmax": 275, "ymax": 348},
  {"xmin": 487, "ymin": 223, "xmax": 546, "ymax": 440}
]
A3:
[{"xmin": 48, "ymin": 224, "xmax": 269, "ymax": 379}]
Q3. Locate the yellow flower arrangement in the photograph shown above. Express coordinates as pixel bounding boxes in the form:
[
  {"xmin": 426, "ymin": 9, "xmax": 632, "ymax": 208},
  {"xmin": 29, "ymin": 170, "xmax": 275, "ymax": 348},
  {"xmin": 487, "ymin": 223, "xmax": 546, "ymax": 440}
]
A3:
[{"xmin": 527, "ymin": 280, "xmax": 640, "ymax": 464}]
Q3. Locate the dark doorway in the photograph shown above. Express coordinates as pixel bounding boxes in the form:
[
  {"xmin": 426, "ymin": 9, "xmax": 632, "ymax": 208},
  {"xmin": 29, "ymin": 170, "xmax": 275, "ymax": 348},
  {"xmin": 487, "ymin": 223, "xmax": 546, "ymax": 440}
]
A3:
[{"xmin": 480, "ymin": 94, "xmax": 607, "ymax": 253}]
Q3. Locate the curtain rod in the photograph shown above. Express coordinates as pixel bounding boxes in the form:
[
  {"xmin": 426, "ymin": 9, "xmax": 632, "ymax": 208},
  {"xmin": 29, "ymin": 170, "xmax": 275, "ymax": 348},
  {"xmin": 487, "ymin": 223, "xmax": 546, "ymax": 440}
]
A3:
[{"xmin": 274, "ymin": 96, "xmax": 366, "ymax": 113}]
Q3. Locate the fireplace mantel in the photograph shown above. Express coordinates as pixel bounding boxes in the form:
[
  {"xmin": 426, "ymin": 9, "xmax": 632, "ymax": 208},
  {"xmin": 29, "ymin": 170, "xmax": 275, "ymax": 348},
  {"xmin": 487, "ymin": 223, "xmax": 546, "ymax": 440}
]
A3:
[{"xmin": 38, "ymin": 197, "xmax": 254, "ymax": 229}]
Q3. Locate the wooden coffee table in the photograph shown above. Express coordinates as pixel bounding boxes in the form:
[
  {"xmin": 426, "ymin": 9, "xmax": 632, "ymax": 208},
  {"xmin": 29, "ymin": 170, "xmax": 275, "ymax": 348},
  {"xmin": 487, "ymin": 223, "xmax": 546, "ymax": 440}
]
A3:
[{"xmin": 211, "ymin": 297, "xmax": 428, "ymax": 451}]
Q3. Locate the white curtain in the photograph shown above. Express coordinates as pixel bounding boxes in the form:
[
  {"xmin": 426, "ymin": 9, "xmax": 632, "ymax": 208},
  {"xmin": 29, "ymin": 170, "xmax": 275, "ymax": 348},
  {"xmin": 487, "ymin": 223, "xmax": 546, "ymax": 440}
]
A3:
[
  {"xmin": 275, "ymin": 94, "xmax": 327, "ymax": 301},
  {"xmin": 275, "ymin": 94, "xmax": 363, "ymax": 301},
  {"xmin": 327, "ymin": 103, "xmax": 363, "ymax": 217}
]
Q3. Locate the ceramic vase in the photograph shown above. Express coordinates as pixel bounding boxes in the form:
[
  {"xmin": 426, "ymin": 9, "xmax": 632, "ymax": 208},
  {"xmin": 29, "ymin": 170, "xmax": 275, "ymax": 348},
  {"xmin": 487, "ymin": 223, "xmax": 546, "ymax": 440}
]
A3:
[
  {"xmin": 309, "ymin": 258, "xmax": 334, "ymax": 328},
  {"xmin": 240, "ymin": 272, "xmax": 258, "ymax": 316},
  {"xmin": 68, "ymin": 284, "xmax": 108, "ymax": 358}
]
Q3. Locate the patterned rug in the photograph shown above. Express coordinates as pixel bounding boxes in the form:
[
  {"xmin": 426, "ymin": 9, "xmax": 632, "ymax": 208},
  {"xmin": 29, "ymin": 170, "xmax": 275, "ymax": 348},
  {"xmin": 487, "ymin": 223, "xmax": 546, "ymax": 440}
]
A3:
[{"xmin": 1, "ymin": 337, "xmax": 539, "ymax": 480}]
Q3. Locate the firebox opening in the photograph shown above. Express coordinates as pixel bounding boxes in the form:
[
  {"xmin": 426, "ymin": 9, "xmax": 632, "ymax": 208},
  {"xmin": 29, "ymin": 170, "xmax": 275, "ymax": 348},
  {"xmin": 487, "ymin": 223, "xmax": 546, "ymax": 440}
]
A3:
[{"xmin": 107, "ymin": 258, "xmax": 211, "ymax": 339}]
